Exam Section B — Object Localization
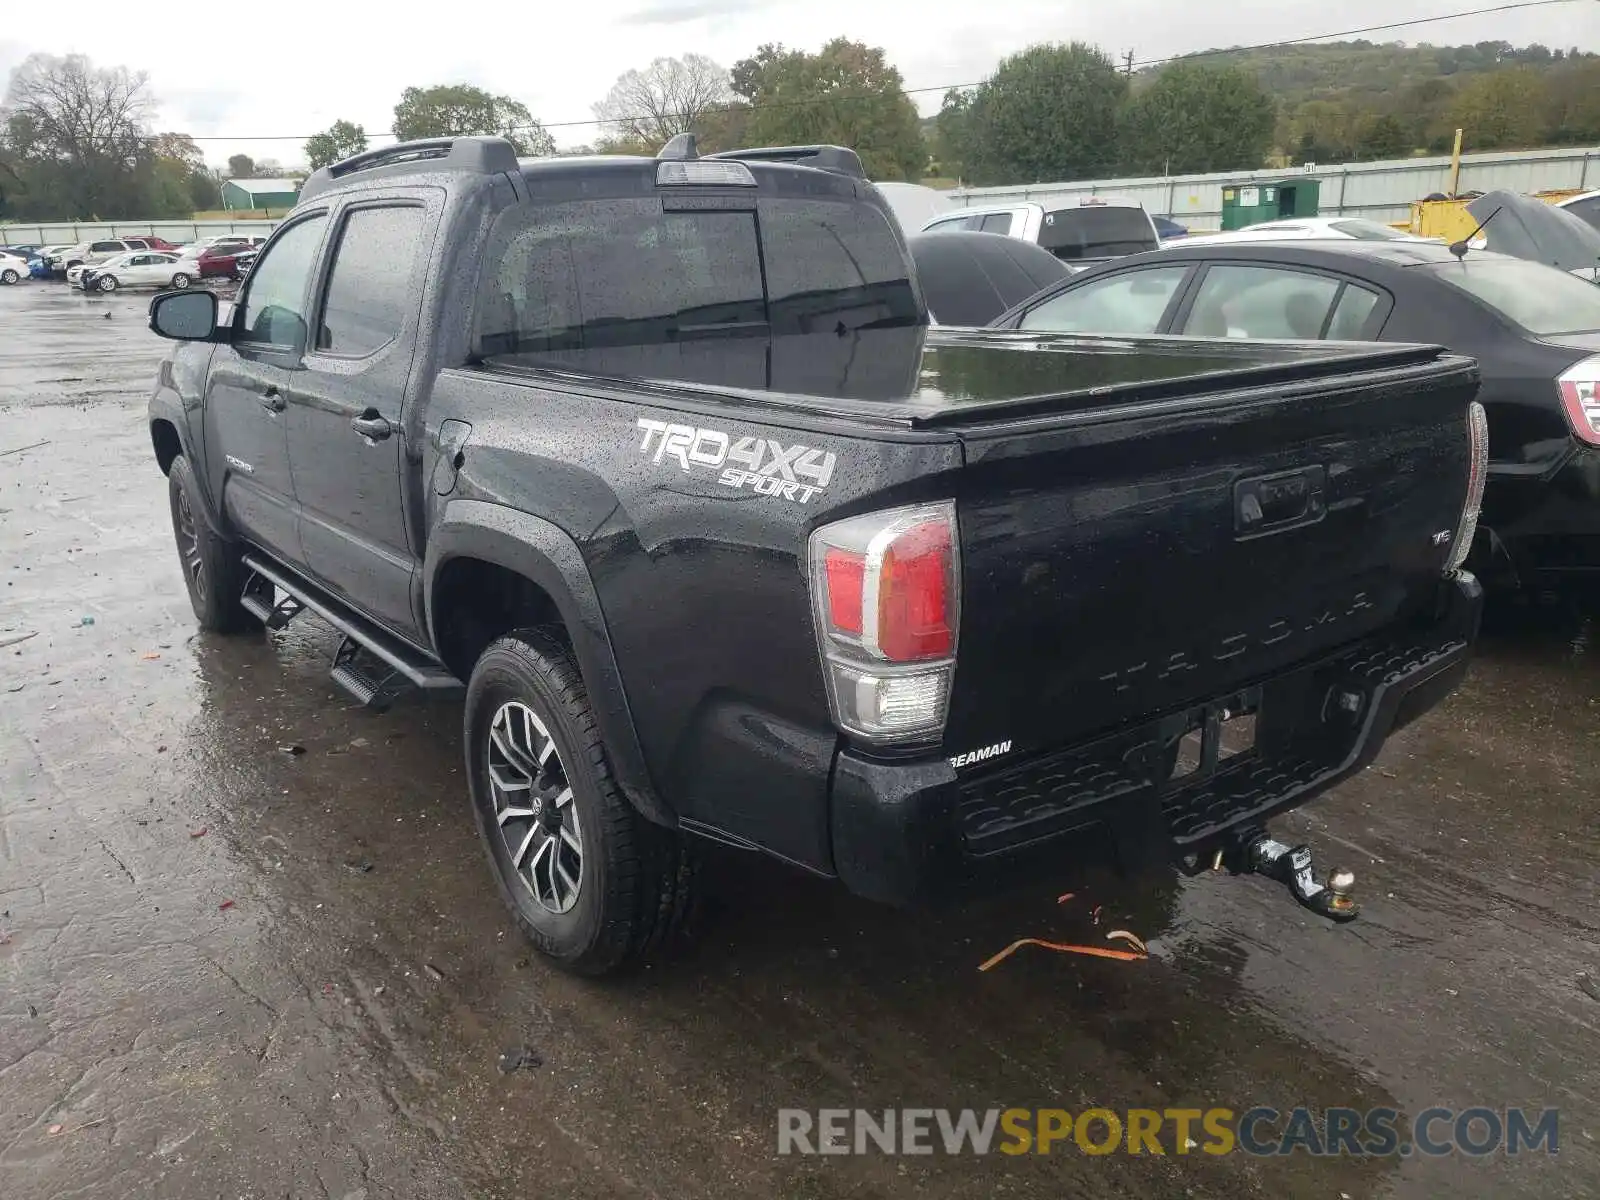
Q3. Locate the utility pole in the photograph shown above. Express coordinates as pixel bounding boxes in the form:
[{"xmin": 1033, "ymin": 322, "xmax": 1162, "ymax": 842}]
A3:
[{"xmin": 1123, "ymin": 49, "xmax": 1135, "ymax": 77}]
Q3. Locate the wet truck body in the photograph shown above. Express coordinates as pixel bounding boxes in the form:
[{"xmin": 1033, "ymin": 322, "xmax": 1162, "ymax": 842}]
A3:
[{"xmin": 146, "ymin": 137, "xmax": 1485, "ymax": 968}]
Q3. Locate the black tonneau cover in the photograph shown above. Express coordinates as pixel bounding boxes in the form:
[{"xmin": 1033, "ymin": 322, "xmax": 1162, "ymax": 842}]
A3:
[{"xmin": 482, "ymin": 327, "xmax": 1453, "ymax": 429}]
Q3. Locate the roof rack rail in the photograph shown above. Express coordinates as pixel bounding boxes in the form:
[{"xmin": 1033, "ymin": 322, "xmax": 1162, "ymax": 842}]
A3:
[
  {"xmin": 704, "ymin": 145, "xmax": 865, "ymax": 180},
  {"xmin": 299, "ymin": 136, "xmax": 520, "ymax": 203},
  {"xmin": 656, "ymin": 133, "xmax": 699, "ymax": 161}
]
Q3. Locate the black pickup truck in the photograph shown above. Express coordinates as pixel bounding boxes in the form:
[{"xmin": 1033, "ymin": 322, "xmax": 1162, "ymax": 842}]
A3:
[{"xmin": 146, "ymin": 135, "xmax": 1486, "ymax": 974}]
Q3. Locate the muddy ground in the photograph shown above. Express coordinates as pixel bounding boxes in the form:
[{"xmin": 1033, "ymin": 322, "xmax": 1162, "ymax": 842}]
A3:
[{"xmin": 1, "ymin": 280, "xmax": 1597, "ymax": 1199}]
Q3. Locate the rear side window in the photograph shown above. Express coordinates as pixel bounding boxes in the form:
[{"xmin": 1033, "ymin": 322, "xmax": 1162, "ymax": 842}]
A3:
[
  {"xmin": 1038, "ymin": 207, "xmax": 1157, "ymax": 260},
  {"xmin": 1326, "ymin": 284, "xmax": 1382, "ymax": 339},
  {"xmin": 91, "ymin": 241, "xmax": 122, "ymax": 253},
  {"xmin": 979, "ymin": 213, "xmax": 1013, "ymax": 234},
  {"xmin": 476, "ymin": 196, "xmax": 916, "ymax": 355},
  {"xmin": 317, "ymin": 205, "xmax": 426, "ymax": 356},
  {"xmin": 1182, "ymin": 265, "xmax": 1340, "ymax": 339}
]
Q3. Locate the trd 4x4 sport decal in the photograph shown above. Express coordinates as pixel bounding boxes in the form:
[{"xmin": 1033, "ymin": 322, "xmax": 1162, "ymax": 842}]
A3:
[{"xmin": 636, "ymin": 419, "xmax": 838, "ymax": 504}]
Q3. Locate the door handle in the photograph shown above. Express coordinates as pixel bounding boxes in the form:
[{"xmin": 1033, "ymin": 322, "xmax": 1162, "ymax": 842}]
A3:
[
  {"xmin": 351, "ymin": 410, "xmax": 393, "ymax": 441},
  {"xmin": 259, "ymin": 385, "xmax": 285, "ymax": 413}
]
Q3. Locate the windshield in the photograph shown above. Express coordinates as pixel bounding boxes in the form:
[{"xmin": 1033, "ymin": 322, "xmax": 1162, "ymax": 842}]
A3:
[
  {"xmin": 475, "ymin": 195, "xmax": 919, "ymax": 356},
  {"xmin": 1037, "ymin": 206, "xmax": 1157, "ymax": 260},
  {"xmin": 1330, "ymin": 220, "xmax": 1410, "ymax": 241},
  {"xmin": 1428, "ymin": 257, "xmax": 1600, "ymax": 335}
]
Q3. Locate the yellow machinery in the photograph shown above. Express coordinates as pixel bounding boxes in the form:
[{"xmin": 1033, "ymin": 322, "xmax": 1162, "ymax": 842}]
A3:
[{"xmin": 1404, "ymin": 129, "xmax": 1588, "ymax": 240}]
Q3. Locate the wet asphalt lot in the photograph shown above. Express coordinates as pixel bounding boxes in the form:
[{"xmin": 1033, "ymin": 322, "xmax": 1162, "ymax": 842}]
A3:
[{"xmin": 1, "ymin": 279, "xmax": 1597, "ymax": 1200}]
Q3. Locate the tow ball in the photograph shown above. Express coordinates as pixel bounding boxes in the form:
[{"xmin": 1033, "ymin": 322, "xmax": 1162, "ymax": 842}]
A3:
[{"xmin": 1217, "ymin": 830, "xmax": 1360, "ymax": 922}]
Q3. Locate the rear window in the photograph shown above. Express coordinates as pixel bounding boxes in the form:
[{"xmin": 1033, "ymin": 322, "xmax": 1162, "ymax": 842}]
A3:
[
  {"xmin": 1037, "ymin": 207, "xmax": 1157, "ymax": 260},
  {"xmin": 1329, "ymin": 220, "xmax": 1410, "ymax": 241},
  {"xmin": 475, "ymin": 195, "xmax": 917, "ymax": 355},
  {"xmin": 1429, "ymin": 258, "xmax": 1600, "ymax": 335}
]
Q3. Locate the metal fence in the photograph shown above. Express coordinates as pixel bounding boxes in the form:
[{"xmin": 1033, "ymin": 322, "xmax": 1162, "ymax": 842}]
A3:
[
  {"xmin": 0, "ymin": 218, "xmax": 280, "ymax": 245},
  {"xmin": 946, "ymin": 145, "xmax": 1600, "ymax": 228}
]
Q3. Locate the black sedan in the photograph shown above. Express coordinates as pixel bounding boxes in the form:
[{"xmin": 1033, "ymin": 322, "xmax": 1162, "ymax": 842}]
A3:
[
  {"xmin": 906, "ymin": 230, "xmax": 1069, "ymax": 327},
  {"xmin": 990, "ymin": 239, "xmax": 1600, "ymax": 591}
]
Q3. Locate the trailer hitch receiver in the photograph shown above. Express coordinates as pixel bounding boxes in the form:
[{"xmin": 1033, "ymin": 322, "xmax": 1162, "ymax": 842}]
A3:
[{"xmin": 1223, "ymin": 830, "xmax": 1360, "ymax": 922}]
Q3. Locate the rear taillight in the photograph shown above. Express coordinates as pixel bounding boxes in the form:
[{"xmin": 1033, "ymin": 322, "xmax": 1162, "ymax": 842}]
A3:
[
  {"xmin": 808, "ymin": 501, "xmax": 959, "ymax": 742},
  {"xmin": 1558, "ymin": 355, "xmax": 1600, "ymax": 447},
  {"xmin": 1448, "ymin": 400, "xmax": 1489, "ymax": 572}
]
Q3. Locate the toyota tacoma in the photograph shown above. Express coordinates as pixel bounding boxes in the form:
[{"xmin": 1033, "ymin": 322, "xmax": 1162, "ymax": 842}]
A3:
[{"xmin": 146, "ymin": 135, "xmax": 1487, "ymax": 974}]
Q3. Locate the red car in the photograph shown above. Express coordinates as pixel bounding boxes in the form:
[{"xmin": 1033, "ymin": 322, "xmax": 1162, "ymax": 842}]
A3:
[
  {"xmin": 195, "ymin": 244, "xmax": 255, "ymax": 279},
  {"xmin": 123, "ymin": 236, "xmax": 183, "ymax": 252}
]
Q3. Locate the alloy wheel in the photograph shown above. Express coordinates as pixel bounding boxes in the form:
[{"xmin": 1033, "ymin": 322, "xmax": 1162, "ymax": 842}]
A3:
[
  {"xmin": 175, "ymin": 486, "xmax": 206, "ymax": 600},
  {"xmin": 487, "ymin": 700, "xmax": 583, "ymax": 914}
]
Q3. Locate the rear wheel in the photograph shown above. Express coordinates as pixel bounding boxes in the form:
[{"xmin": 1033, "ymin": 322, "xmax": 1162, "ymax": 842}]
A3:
[
  {"xmin": 166, "ymin": 455, "xmax": 259, "ymax": 634},
  {"xmin": 97, "ymin": 274, "xmax": 118, "ymax": 292},
  {"xmin": 464, "ymin": 629, "xmax": 695, "ymax": 975},
  {"xmin": 170, "ymin": 272, "xmax": 191, "ymax": 289},
  {"xmin": 0, "ymin": 269, "xmax": 18, "ymax": 285}
]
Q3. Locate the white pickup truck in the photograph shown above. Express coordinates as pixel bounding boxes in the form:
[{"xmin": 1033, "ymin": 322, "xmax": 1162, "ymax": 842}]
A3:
[{"xmin": 921, "ymin": 197, "xmax": 1160, "ymax": 269}]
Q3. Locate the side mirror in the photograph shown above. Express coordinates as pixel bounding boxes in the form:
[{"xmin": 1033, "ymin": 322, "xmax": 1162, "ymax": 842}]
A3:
[{"xmin": 149, "ymin": 289, "xmax": 219, "ymax": 341}]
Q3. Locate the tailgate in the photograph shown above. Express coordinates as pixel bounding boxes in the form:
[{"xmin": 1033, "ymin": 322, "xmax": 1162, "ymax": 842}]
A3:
[{"xmin": 942, "ymin": 350, "xmax": 1479, "ymax": 756}]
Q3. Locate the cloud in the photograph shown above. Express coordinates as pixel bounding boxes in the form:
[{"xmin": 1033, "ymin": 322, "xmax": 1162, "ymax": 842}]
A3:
[{"xmin": 620, "ymin": 0, "xmax": 770, "ymax": 26}]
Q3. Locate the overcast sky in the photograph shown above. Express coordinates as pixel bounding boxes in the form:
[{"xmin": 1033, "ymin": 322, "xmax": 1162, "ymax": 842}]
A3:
[{"xmin": 4, "ymin": 0, "xmax": 1600, "ymax": 167}]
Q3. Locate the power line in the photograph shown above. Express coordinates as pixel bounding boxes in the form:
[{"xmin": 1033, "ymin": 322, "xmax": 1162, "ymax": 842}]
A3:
[{"xmin": 121, "ymin": 0, "xmax": 1593, "ymax": 145}]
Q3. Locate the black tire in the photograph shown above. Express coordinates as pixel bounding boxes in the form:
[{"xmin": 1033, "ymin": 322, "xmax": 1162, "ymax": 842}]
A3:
[
  {"xmin": 0, "ymin": 269, "xmax": 17, "ymax": 285},
  {"xmin": 170, "ymin": 272, "xmax": 191, "ymax": 289},
  {"xmin": 166, "ymin": 455, "xmax": 260, "ymax": 634},
  {"xmin": 464, "ymin": 629, "xmax": 694, "ymax": 975}
]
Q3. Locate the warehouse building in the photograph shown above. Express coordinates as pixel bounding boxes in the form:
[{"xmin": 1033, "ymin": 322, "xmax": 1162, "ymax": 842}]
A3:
[{"xmin": 220, "ymin": 178, "xmax": 302, "ymax": 212}]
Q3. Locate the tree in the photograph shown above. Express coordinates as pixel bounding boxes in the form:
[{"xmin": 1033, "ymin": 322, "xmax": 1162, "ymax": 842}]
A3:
[
  {"xmin": 1352, "ymin": 113, "xmax": 1410, "ymax": 160},
  {"xmin": 226, "ymin": 153, "xmax": 255, "ymax": 178},
  {"xmin": 592, "ymin": 55, "xmax": 730, "ymax": 149},
  {"xmin": 392, "ymin": 84, "xmax": 554, "ymax": 156},
  {"xmin": 951, "ymin": 43, "xmax": 1127, "ymax": 185},
  {"xmin": 304, "ymin": 119, "xmax": 368, "ymax": 169},
  {"xmin": 1, "ymin": 53, "xmax": 153, "ymax": 218},
  {"xmin": 728, "ymin": 40, "xmax": 925, "ymax": 180},
  {"xmin": 1118, "ymin": 63, "xmax": 1275, "ymax": 175},
  {"xmin": 1449, "ymin": 67, "xmax": 1547, "ymax": 149}
]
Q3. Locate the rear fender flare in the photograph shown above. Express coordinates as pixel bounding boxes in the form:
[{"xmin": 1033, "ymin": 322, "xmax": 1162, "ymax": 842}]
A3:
[{"xmin": 423, "ymin": 501, "xmax": 670, "ymax": 827}]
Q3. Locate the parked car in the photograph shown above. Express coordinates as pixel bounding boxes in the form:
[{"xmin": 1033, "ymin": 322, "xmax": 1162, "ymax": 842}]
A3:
[
  {"xmin": 1555, "ymin": 188, "xmax": 1600, "ymax": 233},
  {"xmin": 1180, "ymin": 217, "xmax": 1428, "ymax": 245},
  {"xmin": 146, "ymin": 135, "xmax": 1483, "ymax": 975},
  {"xmin": 1152, "ymin": 216, "xmax": 1189, "ymax": 240},
  {"xmin": 48, "ymin": 239, "xmax": 138, "ymax": 276},
  {"xmin": 989, "ymin": 237, "xmax": 1600, "ymax": 592},
  {"xmin": 78, "ymin": 251, "xmax": 197, "ymax": 292},
  {"xmin": 922, "ymin": 197, "xmax": 1161, "ymax": 269},
  {"xmin": 195, "ymin": 242, "xmax": 261, "ymax": 279},
  {"xmin": 906, "ymin": 230, "xmax": 1069, "ymax": 326},
  {"xmin": 1465, "ymin": 189, "xmax": 1600, "ymax": 279},
  {"xmin": 0, "ymin": 250, "xmax": 29, "ymax": 284},
  {"xmin": 231, "ymin": 248, "xmax": 258, "ymax": 281},
  {"xmin": 121, "ymin": 235, "xmax": 184, "ymax": 252},
  {"xmin": 29, "ymin": 246, "xmax": 71, "ymax": 278},
  {"xmin": 1, "ymin": 243, "xmax": 41, "ymax": 258}
]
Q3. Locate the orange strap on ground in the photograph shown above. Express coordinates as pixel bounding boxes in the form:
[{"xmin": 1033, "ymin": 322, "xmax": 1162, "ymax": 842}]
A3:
[{"xmin": 978, "ymin": 938, "xmax": 1147, "ymax": 972}]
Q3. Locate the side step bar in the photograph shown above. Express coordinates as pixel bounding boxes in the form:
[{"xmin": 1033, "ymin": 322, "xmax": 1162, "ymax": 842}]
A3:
[{"xmin": 241, "ymin": 554, "xmax": 462, "ymax": 711}]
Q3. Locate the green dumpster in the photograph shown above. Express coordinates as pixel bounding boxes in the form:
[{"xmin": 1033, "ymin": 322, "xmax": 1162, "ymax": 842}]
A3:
[{"xmin": 1220, "ymin": 177, "xmax": 1321, "ymax": 231}]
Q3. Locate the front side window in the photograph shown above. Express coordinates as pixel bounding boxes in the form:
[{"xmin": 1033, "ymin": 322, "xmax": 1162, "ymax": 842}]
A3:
[
  {"xmin": 317, "ymin": 206, "xmax": 425, "ymax": 356},
  {"xmin": 237, "ymin": 215, "xmax": 328, "ymax": 348},
  {"xmin": 1019, "ymin": 266, "xmax": 1189, "ymax": 335},
  {"xmin": 1182, "ymin": 265, "xmax": 1340, "ymax": 339}
]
